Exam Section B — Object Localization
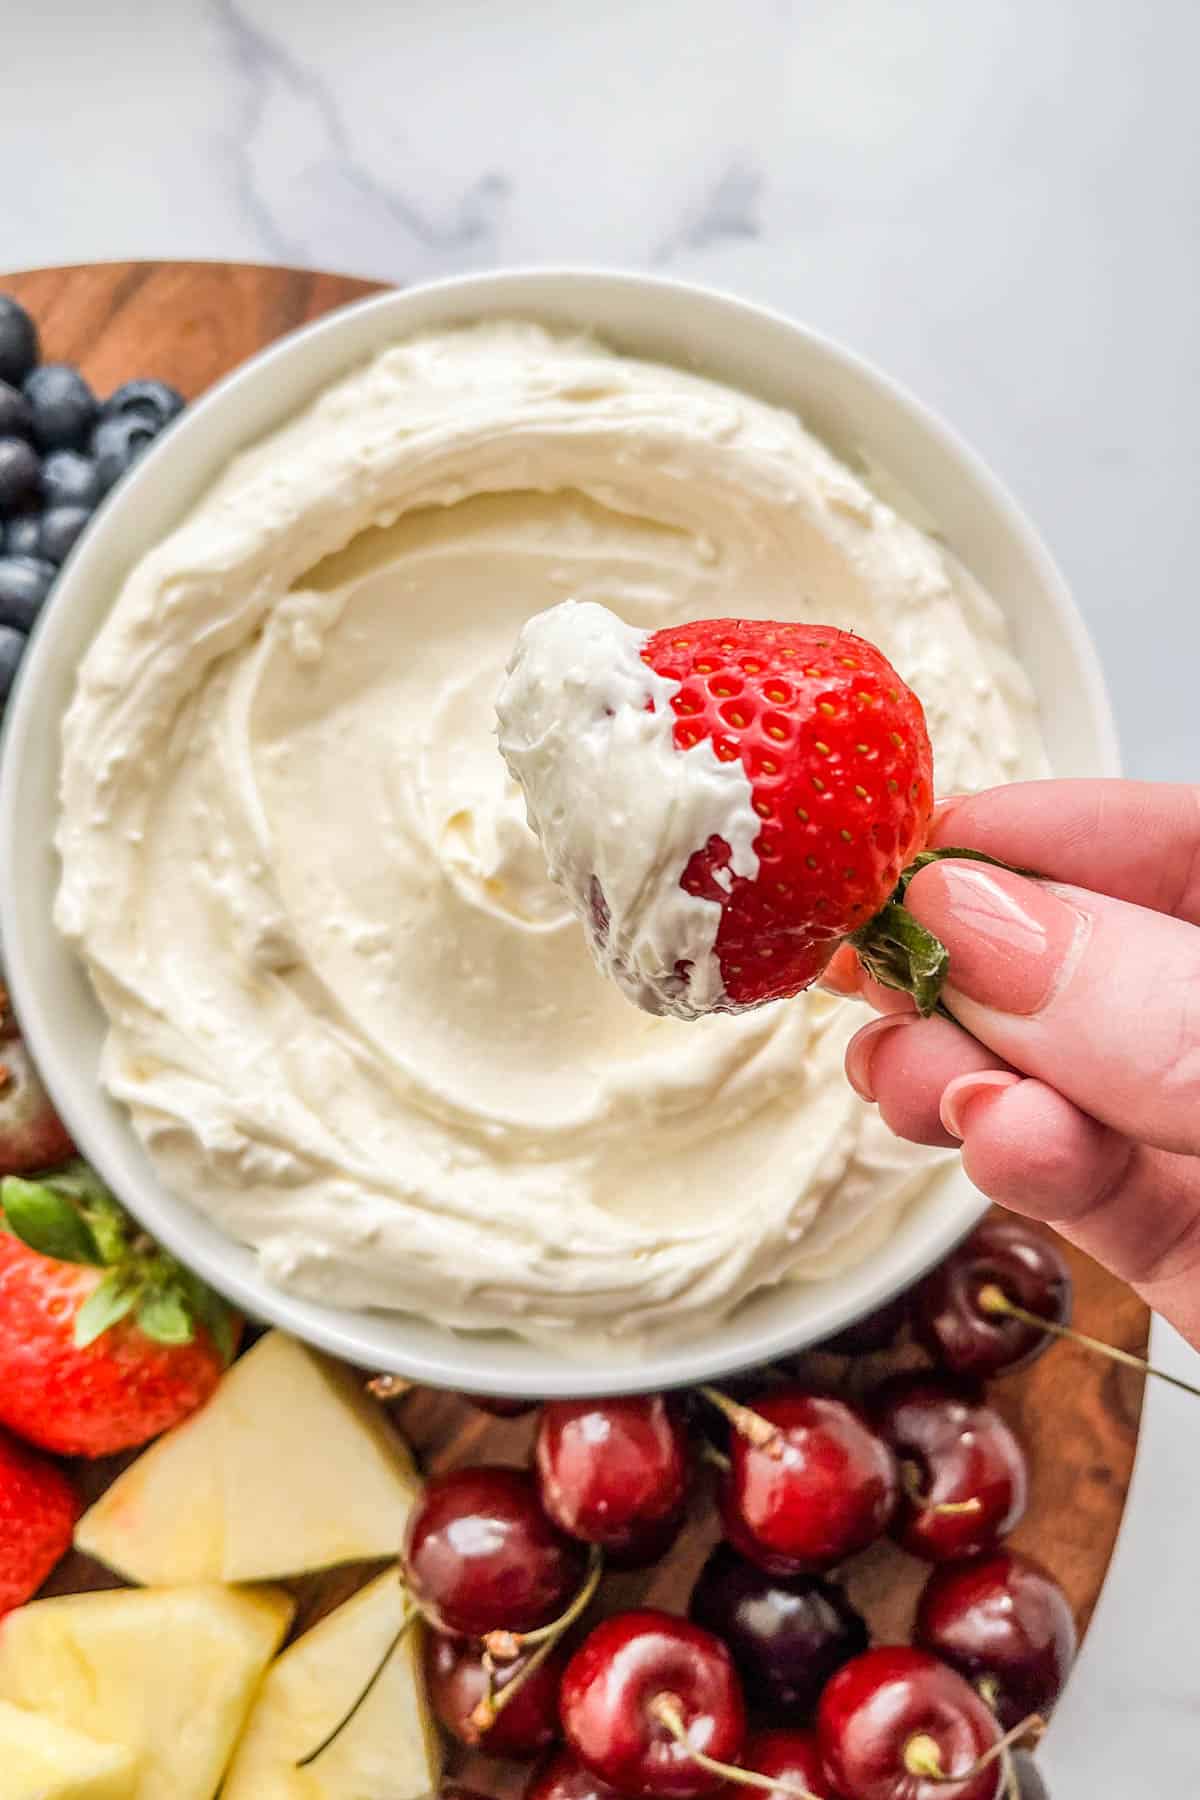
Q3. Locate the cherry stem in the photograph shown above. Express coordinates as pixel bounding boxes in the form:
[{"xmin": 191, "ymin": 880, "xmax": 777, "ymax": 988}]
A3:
[
  {"xmin": 471, "ymin": 1547, "xmax": 604, "ymax": 1735},
  {"xmin": 650, "ymin": 1695, "xmax": 822, "ymax": 1800},
  {"xmin": 903, "ymin": 1714, "xmax": 1045, "ymax": 1785},
  {"xmin": 900, "ymin": 1459, "xmax": 983, "ymax": 1518},
  {"xmin": 699, "ymin": 1441, "xmax": 732, "ymax": 1475},
  {"xmin": 366, "ymin": 1373, "xmax": 416, "ymax": 1400},
  {"xmin": 698, "ymin": 1385, "xmax": 784, "ymax": 1458},
  {"xmin": 296, "ymin": 1603, "xmax": 416, "ymax": 1768},
  {"xmin": 977, "ymin": 1283, "xmax": 1200, "ymax": 1401},
  {"xmin": 483, "ymin": 1544, "xmax": 604, "ymax": 1662}
]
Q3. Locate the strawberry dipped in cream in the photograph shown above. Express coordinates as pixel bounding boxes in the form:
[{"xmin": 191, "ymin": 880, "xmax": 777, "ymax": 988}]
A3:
[
  {"xmin": 498, "ymin": 602, "xmax": 940, "ymax": 1020},
  {"xmin": 57, "ymin": 322, "xmax": 1048, "ymax": 1355}
]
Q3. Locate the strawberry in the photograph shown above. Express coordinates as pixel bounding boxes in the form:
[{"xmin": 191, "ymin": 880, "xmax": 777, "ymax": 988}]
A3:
[
  {"xmin": 0, "ymin": 1427, "xmax": 80, "ymax": 1617},
  {"xmin": 640, "ymin": 617, "xmax": 938, "ymax": 1009},
  {"xmin": 0, "ymin": 1031, "xmax": 75, "ymax": 1176},
  {"xmin": 0, "ymin": 1162, "xmax": 239, "ymax": 1458}
]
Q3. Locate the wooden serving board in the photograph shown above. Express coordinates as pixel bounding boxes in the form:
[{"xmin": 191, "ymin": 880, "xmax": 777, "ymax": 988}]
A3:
[{"xmin": 7, "ymin": 262, "xmax": 1150, "ymax": 1795}]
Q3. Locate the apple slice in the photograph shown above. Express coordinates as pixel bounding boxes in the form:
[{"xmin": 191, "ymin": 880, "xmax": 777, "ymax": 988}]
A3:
[
  {"xmin": 0, "ymin": 1699, "xmax": 137, "ymax": 1799},
  {"xmin": 223, "ymin": 1569, "xmax": 442, "ymax": 1799},
  {"xmin": 75, "ymin": 1329, "xmax": 419, "ymax": 1583},
  {"xmin": 0, "ymin": 1583, "xmax": 294, "ymax": 1800}
]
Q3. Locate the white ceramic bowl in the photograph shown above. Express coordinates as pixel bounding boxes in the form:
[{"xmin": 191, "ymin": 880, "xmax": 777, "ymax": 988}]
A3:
[{"xmin": 0, "ymin": 269, "xmax": 1118, "ymax": 1395}]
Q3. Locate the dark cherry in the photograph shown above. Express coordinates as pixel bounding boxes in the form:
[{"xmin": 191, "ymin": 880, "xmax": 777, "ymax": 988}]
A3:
[
  {"xmin": 873, "ymin": 1376, "xmax": 1028, "ymax": 1561},
  {"xmin": 689, "ymin": 1542, "xmax": 867, "ymax": 1719},
  {"xmin": 424, "ymin": 1628, "xmax": 564, "ymax": 1757},
  {"xmin": 914, "ymin": 1217, "xmax": 1071, "ymax": 1380},
  {"xmin": 561, "ymin": 1610, "xmax": 745, "ymax": 1798},
  {"xmin": 817, "ymin": 1291, "xmax": 911, "ymax": 1356},
  {"xmin": 727, "ymin": 1727, "xmax": 834, "ymax": 1799},
  {"xmin": 525, "ymin": 1748, "xmax": 625, "ymax": 1800},
  {"xmin": 725, "ymin": 1389, "xmax": 897, "ymax": 1569},
  {"xmin": 1010, "ymin": 1750, "xmax": 1049, "ymax": 1798},
  {"xmin": 536, "ymin": 1395, "xmax": 689, "ymax": 1567},
  {"xmin": 817, "ymin": 1647, "xmax": 1004, "ymax": 1800},
  {"xmin": 402, "ymin": 1465, "xmax": 587, "ymax": 1638},
  {"xmin": 916, "ymin": 1552, "xmax": 1077, "ymax": 1731},
  {"xmin": 462, "ymin": 1394, "xmax": 540, "ymax": 1417}
]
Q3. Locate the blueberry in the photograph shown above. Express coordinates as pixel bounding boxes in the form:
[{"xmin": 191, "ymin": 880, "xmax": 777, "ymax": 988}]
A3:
[
  {"xmin": 0, "ymin": 438, "xmax": 40, "ymax": 516},
  {"xmin": 101, "ymin": 378, "xmax": 185, "ymax": 431},
  {"xmin": 92, "ymin": 413, "xmax": 158, "ymax": 492},
  {"xmin": 40, "ymin": 448, "xmax": 101, "ymax": 511},
  {"xmin": 0, "ymin": 297, "xmax": 38, "ymax": 389},
  {"xmin": 0, "ymin": 622, "xmax": 25, "ymax": 702},
  {"xmin": 23, "ymin": 363, "xmax": 97, "ymax": 452},
  {"xmin": 0, "ymin": 555, "xmax": 55, "ymax": 631},
  {"xmin": 3, "ymin": 512, "xmax": 41, "ymax": 559},
  {"xmin": 0, "ymin": 380, "xmax": 33, "ymax": 442},
  {"xmin": 39, "ymin": 506, "xmax": 91, "ymax": 566}
]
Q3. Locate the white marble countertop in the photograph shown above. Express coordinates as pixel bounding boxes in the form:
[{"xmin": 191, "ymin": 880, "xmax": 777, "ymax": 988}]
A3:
[{"xmin": 6, "ymin": 0, "xmax": 1199, "ymax": 1789}]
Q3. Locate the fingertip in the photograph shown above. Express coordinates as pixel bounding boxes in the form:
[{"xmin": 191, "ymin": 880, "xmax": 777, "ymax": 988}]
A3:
[{"xmin": 954, "ymin": 1076, "xmax": 1113, "ymax": 1221}]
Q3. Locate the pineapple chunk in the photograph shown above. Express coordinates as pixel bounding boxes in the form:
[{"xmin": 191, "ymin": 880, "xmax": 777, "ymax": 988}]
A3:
[
  {"xmin": 0, "ymin": 1584, "xmax": 294, "ymax": 1800},
  {"xmin": 0, "ymin": 1699, "xmax": 137, "ymax": 1799},
  {"xmin": 223, "ymin": 1570, "xmax": 441, "ymax": 1800},
  {"xmin": 75, "ymin": 1330, "xmax": 418, "ymax": 1584}
]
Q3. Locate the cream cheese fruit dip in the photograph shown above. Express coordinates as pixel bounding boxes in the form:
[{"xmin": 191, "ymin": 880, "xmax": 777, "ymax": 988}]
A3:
[{"xmin": 56, "ymin": 321, "xmax": 1049, "ymax": 1356}]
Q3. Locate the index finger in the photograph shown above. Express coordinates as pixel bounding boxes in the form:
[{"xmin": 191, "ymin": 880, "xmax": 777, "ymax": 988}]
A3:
[{"xmin": 932, "ymin": 779, "xmax": 1200, "ymax": 924}]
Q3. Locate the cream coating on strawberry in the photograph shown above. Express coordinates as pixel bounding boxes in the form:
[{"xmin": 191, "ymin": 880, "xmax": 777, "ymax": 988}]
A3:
[
  {"xmin": 498, "ymin": 600, "xmax": 761, "ymax": 1017},
  {"xmin": 501, "ymin": 604, "xmax": 935, "ymax": 1018}
]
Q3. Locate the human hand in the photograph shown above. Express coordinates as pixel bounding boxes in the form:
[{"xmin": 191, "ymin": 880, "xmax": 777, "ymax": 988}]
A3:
[{"xmin": 822, "ymin": 780, "xmax": 1200, "ymax": 1349}]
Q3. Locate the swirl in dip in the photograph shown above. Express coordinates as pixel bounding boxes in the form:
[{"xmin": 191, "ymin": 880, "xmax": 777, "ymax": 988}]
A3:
[{"xmin": 56, "ymin": 323, "xmax": 1047, "ymax": 1356}]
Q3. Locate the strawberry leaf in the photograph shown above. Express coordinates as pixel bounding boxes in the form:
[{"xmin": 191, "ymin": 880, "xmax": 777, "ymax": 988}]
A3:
[
  {"xmin": 1, "ymin": 1176, "xmax": 104, "ymax": 1266},
  {"xmin": 73, "ymin": 1270, "xmax": 138, "ymax": 1348},
  {"xmin": 181, "ymin": 1271, "xmax": 238, "ymax": 1366},
  {"xmin": 851, "ymin": 901, "xmax": 950, "ymax": 1017},
  {"xmin": 33, "ymin": 1162, "xmax": 130, "ymax": 1264},
  {"xmin": 136, "ymin": 1286, "xmax": 196, "ymax": 1347}
]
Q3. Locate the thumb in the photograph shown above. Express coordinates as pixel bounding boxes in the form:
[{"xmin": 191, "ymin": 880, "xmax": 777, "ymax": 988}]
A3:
[{"xmin": 905, "ymin": 860, "xmax": 1200, "ymax": 1155}]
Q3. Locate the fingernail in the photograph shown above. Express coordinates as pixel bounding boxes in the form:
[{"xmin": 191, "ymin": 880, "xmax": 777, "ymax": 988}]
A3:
[
  {"xmin": 844, "ymin": 1013, "xmax": 914, "ymax": 1103},
  {"xmin": 906, "ymin": 863, "xmax": 1086, "ymax": 1016},
  {"xmin": 939, "ymin": 1069, "xmax": 1023, "ymax": 1140}
]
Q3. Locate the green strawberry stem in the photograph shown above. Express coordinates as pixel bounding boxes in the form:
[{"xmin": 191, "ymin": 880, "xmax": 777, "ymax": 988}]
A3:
[
  {"xmin": 0, "ymin": 1160, "xmax": 237, "ymax": 1361},
  {"xmin": 849, "ymin": 847, "xmax": 1037, "ymax": 1017}
]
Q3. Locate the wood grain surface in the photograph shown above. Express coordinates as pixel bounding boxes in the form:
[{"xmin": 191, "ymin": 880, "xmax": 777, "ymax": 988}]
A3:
[{"xmin": 6, "ymin": 262, "xmax": 1150, "ymax": 1796}]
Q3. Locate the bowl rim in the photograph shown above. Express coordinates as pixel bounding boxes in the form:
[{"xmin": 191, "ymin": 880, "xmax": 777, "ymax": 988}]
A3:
[{"xmin": 0, "ymin": 265, "xmax": 1120, "ymax": 1394}]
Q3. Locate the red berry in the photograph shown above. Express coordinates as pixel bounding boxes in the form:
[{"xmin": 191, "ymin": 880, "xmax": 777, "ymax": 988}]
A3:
[
  {"xmin": 536, "ymin": 1395, "xmax": 689, "ymax": 1567},
  {"xmin": 402, "ymin": 1465, "xmax": 587, "ymax": 1638},
  {"xmin": 915, "ymin": 1553, "xmax": 1077, "ymax": 1731},
  {"xmin": 0, "ymin": 1167, "xmax": 237, "ymax": 1458},
  {"xmin": 525, "ymin": 1748, "xmax": 625, "ymax": 1800},
  {"xmin": 817, "ymin": 1647, "xmax": 1005, "ymax": 1800},
  {"xmin": 721, "ymin": 1728, "xmax": 834, "ymax": 1800},
  {"xmin": 724, "ymin": 1390, "xmax": 897, "ymax": 1569},
  {"xmin": 873, "ymin": 1377, "xmax": 1028, "ymax": 1562},
  {"xmin": 424, "ymin": 1628, "xmax": 565, "ymax": 1757},
  {"xmin": 642, "ymin": 618, "xmax": 934, "ymax": 1008},
  {"xmin": 561, "ymin": 1610, "xmax": 745, "ymax": 1799},
  {"xmin": 0, "ymin": 1427, "xmax": 80, "ymax": 1617},
  {"xmin": 914, "ymin": 1218, "xmax": 1072, "ymax": 1380}
]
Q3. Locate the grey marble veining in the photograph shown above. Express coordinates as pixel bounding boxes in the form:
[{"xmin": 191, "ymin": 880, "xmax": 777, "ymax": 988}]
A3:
[{"xmin": 5, "ymin": 1, "xmax": 1200, "ymax": 1791}]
